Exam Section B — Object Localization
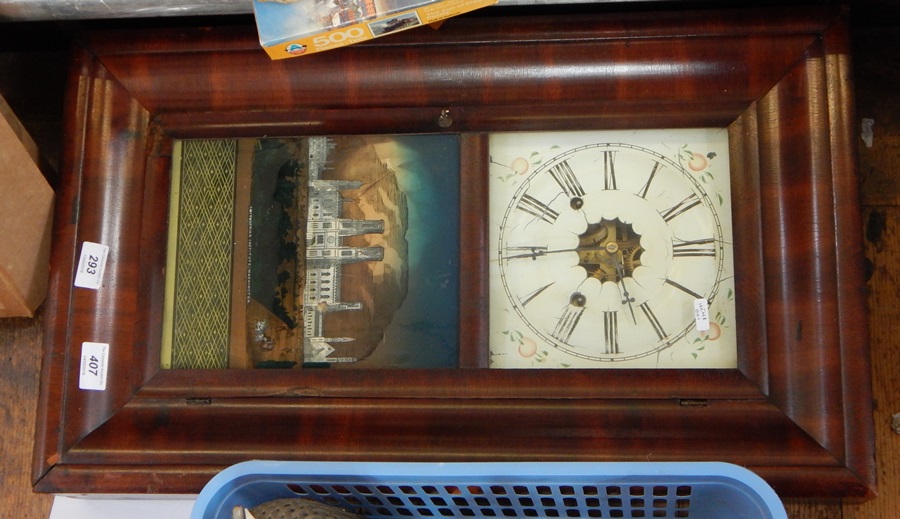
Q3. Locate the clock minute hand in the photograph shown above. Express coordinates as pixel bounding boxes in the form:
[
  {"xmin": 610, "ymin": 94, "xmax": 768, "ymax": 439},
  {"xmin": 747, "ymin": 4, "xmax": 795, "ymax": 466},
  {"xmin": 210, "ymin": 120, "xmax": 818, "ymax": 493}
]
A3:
[{"xmin": 505, "ymin": 244, "xmax": 608, "ymax": 261}]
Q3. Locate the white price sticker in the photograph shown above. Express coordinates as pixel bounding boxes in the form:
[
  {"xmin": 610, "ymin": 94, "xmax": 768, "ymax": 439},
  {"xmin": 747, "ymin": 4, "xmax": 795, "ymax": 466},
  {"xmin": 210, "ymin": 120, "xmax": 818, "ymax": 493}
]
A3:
[
  {"xmin": 79, "ymin": 342, "xmax": 110, "ymax": 391},
  {"xmin": 694, "ymin": 299, "xmax": 710, "ymax": 332},
  {"xmin": 74, "ymin": 241, "xmax": 109, "ymax": 289}
]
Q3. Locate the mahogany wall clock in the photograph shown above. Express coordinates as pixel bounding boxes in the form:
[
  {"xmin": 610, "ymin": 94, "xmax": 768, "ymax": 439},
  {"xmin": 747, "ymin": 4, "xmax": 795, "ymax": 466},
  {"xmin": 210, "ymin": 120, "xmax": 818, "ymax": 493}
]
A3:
[{"xmin": 33, "ymin": 5, "xmax": 876, "ymax": 498}]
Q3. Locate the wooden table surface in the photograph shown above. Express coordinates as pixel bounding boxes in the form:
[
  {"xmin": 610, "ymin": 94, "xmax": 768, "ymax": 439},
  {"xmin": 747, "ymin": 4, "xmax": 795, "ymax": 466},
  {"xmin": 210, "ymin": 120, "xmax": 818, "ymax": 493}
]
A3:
[{"xmin": 1, "ymin": 14, "xmax": 898, "ymax": 519}]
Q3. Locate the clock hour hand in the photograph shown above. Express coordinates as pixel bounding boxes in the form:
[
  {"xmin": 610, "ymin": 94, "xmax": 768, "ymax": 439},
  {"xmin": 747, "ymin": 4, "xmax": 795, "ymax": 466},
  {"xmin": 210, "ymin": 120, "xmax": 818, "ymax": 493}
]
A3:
[{"xmin": 611, "ymin": 250, "xmax": 637, "ymax": 324}]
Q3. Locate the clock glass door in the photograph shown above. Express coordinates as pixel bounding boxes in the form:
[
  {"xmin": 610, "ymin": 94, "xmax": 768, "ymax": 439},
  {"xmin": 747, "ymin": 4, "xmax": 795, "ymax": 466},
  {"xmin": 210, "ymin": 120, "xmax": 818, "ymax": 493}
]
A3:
[
  {"xmin": 160, "ymin": 129, "xmax": 736, "ymax": 371},
  {"xmin": 488, "ymin": 129, "xmax": 737, "ymax": 369},
  {"xmin": 160, "ymin": 135, "xmax": 461, "ymax": 369}
]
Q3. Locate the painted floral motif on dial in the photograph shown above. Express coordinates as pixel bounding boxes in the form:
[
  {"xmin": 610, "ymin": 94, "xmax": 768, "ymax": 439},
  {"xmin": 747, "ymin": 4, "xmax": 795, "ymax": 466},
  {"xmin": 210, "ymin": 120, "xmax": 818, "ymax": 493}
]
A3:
[{"xmin": 489, "ymin": 130, "xmax": 737, "ymax": 369}]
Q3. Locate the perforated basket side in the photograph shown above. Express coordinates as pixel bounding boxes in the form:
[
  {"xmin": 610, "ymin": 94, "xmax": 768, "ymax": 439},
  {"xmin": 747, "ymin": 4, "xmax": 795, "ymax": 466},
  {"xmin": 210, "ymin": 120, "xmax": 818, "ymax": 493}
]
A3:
[{"xmin": 192, "ymin": 461, "xmax": 787, "ymax": 519}]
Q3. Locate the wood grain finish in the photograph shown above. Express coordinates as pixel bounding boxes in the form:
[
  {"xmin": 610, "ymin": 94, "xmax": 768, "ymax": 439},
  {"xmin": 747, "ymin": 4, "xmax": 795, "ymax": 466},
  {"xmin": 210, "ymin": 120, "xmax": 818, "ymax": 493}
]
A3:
[
  {"xmin": 32, "ymin": 6, "xmax": 876, "ymax": 498},
  {"xmin": 0, "ymin": 311, "xmax": 54, "ymax": 516}
]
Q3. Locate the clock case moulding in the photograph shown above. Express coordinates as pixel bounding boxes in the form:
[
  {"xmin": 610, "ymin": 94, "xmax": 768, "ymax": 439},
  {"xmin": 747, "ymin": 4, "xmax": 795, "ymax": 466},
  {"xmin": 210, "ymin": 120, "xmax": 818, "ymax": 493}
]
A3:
[{"xmin": 32, "ymin": 5, "xmax": 876, "ymax": 499}]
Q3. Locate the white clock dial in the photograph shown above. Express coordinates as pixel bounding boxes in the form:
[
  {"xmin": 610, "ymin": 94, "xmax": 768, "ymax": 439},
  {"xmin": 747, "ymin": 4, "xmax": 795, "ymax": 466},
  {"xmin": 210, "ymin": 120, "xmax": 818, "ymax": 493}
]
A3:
[{"xmin": 489, "ymin": 130, "xmax": 737, "ymax": 369}]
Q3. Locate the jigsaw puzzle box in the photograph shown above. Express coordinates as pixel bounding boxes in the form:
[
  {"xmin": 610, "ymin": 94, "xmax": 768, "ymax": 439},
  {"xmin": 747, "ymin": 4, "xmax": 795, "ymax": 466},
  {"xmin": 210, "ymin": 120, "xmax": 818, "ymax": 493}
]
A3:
[{"xmin": 253, "ymin": 0, "xmax": 497, "ymax": 59}]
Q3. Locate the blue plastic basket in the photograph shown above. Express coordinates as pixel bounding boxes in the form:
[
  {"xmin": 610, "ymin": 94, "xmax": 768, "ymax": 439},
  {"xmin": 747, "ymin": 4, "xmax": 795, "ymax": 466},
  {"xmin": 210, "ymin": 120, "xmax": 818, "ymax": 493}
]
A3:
[{"xmin": 192, "ymin": 461, "xmax": 786, "ymax": 519}]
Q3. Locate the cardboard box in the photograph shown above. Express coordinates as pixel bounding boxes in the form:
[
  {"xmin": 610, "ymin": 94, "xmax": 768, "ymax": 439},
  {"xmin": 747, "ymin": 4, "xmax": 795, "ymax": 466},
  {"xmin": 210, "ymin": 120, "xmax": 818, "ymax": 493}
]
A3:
[
  {"xmin": 0, "ymin": 93, "xmax": 53, "ymax": 317},
  {"xmin": 254, "ymin": 0, "xmax": 497, "ymax": 59}
]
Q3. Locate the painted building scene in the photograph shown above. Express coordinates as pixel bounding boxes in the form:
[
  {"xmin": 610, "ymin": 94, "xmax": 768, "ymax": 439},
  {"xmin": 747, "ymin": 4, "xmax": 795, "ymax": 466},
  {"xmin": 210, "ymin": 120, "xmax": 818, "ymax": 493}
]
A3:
[{"xmin": 242, "ymin": 134, "xmax": 460, "ymax": 369}]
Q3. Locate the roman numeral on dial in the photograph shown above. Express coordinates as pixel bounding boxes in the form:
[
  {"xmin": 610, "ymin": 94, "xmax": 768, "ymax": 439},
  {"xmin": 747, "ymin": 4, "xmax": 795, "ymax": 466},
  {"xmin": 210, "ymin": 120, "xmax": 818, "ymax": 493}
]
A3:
[
  {"xmin": 661, "ymin": 193, "xmax": 701, "ymax": 222},
  {"xmin": 638, "ymin": 161, "xmax": 663, "ymax": 199},
  {"xmin": 518, "ymin": 282, "xmax": 555, "ymax": 306},
  {"xmin": 639, "ymin": 302, "xmax": 666, "ymax": 340},
  {"xmin": 672, "ymin": 238, "xmax": 717, "ymax": 257},
  {"xmin": 603, "ymin": 311, "xmax": 619, "ymax": 354},
  {"xmin": 549, "ymin": 160, "xmax": 585, "ymax": 197},
  {"xmin": 603, "ymin": 151, "xmax": 617, "ymax": 190},
  {"xmin": 517, "ymin": 194, "xmax": 560, "ymax": 224},
  {"xmin": 665, "ymin": 278, "xmax": 704, "ymax": 300},
  {"xmin": 551, "ymin": 305, "xmax": 585, "ymax": 343}
]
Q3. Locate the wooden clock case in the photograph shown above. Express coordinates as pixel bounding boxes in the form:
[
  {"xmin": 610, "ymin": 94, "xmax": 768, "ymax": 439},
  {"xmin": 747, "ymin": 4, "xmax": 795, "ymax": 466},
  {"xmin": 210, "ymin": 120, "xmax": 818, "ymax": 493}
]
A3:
[{"xmin": 33, "ymin": 5, "xmax": 876, "ymax": 498}]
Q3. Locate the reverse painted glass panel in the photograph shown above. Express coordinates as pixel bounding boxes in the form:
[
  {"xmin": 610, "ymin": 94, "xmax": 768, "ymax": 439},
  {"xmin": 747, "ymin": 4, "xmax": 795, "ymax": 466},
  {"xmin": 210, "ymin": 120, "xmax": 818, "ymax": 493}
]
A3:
[{"xmin": 161, "ymin": 135, "xmax": 460, "ymax": 369}]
